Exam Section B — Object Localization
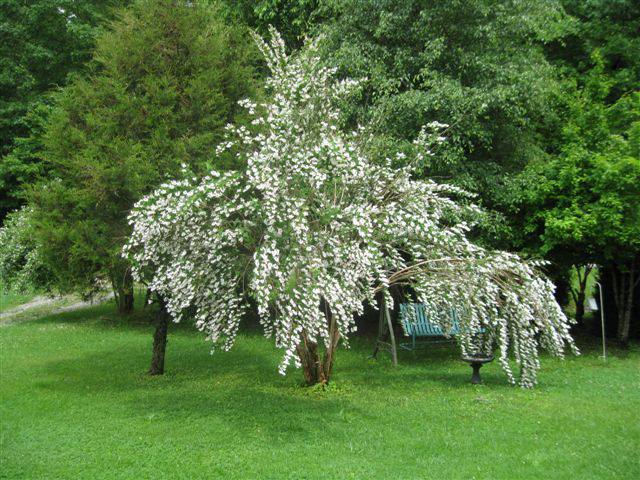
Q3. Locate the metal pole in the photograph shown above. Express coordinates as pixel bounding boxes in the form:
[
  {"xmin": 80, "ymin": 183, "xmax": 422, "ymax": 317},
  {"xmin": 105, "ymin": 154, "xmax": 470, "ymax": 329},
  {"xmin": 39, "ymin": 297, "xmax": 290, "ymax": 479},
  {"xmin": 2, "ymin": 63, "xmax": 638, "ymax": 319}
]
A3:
[{"xmin": 596, "ymin": 282, "xmax": 606, "ymax": 360}]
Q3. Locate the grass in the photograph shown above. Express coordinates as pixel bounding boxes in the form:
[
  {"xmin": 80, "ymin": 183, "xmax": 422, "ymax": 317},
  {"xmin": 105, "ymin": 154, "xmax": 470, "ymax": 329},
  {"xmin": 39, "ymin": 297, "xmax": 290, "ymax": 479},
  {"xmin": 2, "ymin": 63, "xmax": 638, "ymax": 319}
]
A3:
[
  {"xmin": 0, "ymin": 290, "xmax": 36, "ymax": 313},
  {"xmin": 1, "ymin": 301, "xmax": 639, "ymax": 479}
]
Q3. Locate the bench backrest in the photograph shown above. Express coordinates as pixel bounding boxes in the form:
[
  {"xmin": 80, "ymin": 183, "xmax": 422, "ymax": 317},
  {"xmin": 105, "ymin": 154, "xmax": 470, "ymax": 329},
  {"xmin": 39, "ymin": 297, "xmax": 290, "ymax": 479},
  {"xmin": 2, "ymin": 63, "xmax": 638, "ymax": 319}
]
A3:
[{"xmin": 399, "ymin": 303, "xmax": 460, "ymax": 337}]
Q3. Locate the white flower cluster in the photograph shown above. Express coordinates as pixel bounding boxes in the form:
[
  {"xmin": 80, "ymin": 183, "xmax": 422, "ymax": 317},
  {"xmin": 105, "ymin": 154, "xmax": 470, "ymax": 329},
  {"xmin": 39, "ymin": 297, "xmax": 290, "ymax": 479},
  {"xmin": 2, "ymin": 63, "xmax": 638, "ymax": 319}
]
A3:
[{"xmin": 124, "ymin": 28, "xmax": 577, "ymax": 387}]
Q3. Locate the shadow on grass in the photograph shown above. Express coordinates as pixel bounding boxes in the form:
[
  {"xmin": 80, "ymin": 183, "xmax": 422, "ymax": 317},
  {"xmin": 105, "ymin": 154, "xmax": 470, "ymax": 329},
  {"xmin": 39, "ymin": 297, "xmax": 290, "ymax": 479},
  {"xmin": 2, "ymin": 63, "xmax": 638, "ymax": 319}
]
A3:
[
  {"xmin": 30, "ymin": 307, "xmax": 514, "ymax": 391},
  {"xmin": 26, "ymin": 300, "xmax": 634, "ymax": 411},
  {"xmin": 33, "ymin": 337, "xmax": 382, "ymax": 442},
  {"xmin": 24, "ymin": 299, "xmax": 199, "ymax": 336}
]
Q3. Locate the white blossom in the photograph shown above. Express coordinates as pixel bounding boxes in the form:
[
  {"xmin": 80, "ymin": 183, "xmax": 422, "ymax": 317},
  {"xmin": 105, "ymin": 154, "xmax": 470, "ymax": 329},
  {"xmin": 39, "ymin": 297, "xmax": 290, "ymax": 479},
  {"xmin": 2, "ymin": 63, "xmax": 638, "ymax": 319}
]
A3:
[{"xmin": 124, "ymin": 28, "xmax": 577, "ymax": 388}]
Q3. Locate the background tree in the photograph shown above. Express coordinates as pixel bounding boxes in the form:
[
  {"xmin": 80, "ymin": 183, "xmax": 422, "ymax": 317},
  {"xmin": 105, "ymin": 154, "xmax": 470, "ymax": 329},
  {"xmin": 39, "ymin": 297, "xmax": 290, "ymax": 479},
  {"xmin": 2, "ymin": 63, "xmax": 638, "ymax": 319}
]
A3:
[
  {"xmin": 312, "ymin": 0, "xmax": 569, "ymax": 250},
  {"xmin": 546, "ymin": 0, "xmax": 639, "ymax": 102},
  {"xmin": 29, "ymin": 0, "xmax": 260, "ymax": 313},
  {"xmin": 220, "ymin": 0, "xmax": 318, "ymax": 47},
  {"xmin": 514, "ymin": 0, "xmax": 640, "ymax": 334},
  {"xmin": 0, "ymin": 0, "xmax": 130, "ymax": 221},
  {"xmin": 520, "ymin": 59, "xmax": 640, "ymax": 345}
]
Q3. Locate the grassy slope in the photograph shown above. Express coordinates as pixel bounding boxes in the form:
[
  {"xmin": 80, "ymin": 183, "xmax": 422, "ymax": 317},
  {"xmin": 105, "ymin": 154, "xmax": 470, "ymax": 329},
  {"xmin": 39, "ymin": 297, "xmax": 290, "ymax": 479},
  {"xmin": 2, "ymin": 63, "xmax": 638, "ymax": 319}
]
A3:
[
  {"xmin": 0, "ymin": 290, "xmax": 36, "ymax": 313},
  {"xmin": 1, "ymin": 302, "xmax": 639, "ymax": 479}
]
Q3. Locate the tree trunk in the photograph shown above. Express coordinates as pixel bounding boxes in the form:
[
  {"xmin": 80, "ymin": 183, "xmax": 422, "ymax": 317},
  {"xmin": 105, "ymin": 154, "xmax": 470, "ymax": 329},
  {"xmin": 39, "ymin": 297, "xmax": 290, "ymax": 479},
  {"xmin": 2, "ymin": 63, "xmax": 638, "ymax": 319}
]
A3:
[
  {"xmin": 610, "ymin": 258, "xmax": 638, "ymax": 348},
  {"xmin": 549, "ymin": 265, "xmax": 571, "ymax": 308},
  {"xmin": 113, "ymin": 268, "xmax": 135, "ymax": 314},
  {"xmin": 149, "ymin": 299, "xmax": 170, "ymax": 375},
  {"xmin": 570, "ymin": 265, "xmax": 591, "ymax": 325},
  {"xmin": 575, "ymin": 291, "xmax": 585, "ymax": 325},
  {"xmin": 117, "ymin": 289, "xmax": 134, "ymax": 314},
  {"xmin": 297, "ymin": 332, "xmax": 322, "ymax": 386},
  {"xmin": 296, "ymin": 302, "xmax": 340, "ymax": 386}
]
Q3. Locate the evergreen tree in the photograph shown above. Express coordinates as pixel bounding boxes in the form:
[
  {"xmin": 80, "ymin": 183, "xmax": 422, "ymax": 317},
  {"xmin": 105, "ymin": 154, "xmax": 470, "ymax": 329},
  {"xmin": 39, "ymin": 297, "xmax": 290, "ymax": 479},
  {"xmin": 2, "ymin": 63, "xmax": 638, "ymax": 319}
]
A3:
[
  {"xmin": 0, "ymin": 0, "xmax": 130, "ymax": 220},
  {"xmin": 29, "ymin": 0, "xmax": 260, "ymax": 312}
]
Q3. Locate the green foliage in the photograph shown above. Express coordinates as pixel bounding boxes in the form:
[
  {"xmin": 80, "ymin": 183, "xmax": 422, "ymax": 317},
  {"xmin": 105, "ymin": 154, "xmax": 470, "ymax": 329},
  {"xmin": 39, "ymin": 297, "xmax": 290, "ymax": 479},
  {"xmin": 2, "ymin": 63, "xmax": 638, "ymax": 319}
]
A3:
[
  {"xmin": 520, "ymin": 2, "xmax": 640, "ymax": 332},
  {"xmin": 522, "ymin": 59, "xmax": 640, "ymax": 267},
  {"xmin": 313, "ymin": 0, "xmax": 569, "ymax": 247},
  {"xmin": 1, "ymin": 303, "xmax": 639, "ymax": 478},
  {"xmin": 220, "ymin": 0, "xmax": 318, "ymax": 47},
  {"xmin": 0, "ymin": 289, "xmax": 36, "ymax": 313},
  {"xmin": 0, "ymin": 103, "xmax": 51, "ymax": 221},
  {"xmin": 547, "ymin": 0, "xmax": 640, "ymax": 101},
  {"xmin": 29, "ymin": 0, "xmax": 260, "ymax": 298},
  {"xmin": 0, "ymin": 207, "xmax": 51, "ymax": 293},
  {"xmin": 0, "ymin": 0, "xmax": 130, "ymax": 220}
]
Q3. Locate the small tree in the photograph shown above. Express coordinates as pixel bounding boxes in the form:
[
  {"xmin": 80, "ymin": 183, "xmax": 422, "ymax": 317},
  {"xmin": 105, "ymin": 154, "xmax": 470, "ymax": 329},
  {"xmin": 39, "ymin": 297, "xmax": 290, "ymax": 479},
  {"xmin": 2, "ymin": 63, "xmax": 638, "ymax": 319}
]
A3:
[
  {"xmin": 522, "ymin": 59, "xmax": 640, "ymax": 346},
  {"xmin": 29, "ymin": 0, "xmax": 260, "ymax": 312},
  {"xmin": 125, "ymin": 30, "xmax": 577, "ymax": 387}
]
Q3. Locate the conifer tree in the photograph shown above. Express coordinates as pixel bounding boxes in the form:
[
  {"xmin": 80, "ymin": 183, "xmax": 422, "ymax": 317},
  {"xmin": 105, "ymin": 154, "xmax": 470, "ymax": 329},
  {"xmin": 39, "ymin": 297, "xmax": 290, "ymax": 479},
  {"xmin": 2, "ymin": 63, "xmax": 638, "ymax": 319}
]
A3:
[{"xmin": 30, "ymin": 0, "xmax": 260, "ymax": 312}]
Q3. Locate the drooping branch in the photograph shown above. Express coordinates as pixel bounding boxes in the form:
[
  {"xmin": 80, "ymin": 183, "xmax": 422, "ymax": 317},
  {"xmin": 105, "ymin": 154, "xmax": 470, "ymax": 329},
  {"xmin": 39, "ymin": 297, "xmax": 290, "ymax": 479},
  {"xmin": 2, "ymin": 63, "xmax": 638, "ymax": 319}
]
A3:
[{"xmin": 124, "ymin": 28, "xmax": 577, "ymax": 388}]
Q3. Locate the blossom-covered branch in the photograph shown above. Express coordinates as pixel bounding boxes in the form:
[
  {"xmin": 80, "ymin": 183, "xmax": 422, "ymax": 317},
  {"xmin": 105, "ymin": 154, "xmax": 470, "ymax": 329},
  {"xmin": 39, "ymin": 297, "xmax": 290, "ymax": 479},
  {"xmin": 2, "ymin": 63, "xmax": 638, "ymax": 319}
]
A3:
[{"xmin": 124, "ymin": 28, "xmax": 577, "ymax": 387}]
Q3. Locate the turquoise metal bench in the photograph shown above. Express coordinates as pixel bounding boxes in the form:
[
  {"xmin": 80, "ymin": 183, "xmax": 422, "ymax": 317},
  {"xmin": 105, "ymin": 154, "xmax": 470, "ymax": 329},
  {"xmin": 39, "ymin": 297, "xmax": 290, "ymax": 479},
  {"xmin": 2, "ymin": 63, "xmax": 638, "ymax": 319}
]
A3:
[
  {"xmin": 399, "ymin": 303, "xmax": 460, "ymax": 351},
  {"xmin": 371, "ymin": 301, "xmax": 460, "ymax": 366}
]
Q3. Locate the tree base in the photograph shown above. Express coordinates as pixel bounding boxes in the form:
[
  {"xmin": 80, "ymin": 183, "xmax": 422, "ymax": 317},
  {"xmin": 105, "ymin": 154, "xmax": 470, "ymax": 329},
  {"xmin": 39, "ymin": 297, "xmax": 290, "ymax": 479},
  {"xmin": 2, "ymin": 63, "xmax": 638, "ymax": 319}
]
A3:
[{"xmin": 117, "ymin": 292, "xmax": 135, "ymax": 315}]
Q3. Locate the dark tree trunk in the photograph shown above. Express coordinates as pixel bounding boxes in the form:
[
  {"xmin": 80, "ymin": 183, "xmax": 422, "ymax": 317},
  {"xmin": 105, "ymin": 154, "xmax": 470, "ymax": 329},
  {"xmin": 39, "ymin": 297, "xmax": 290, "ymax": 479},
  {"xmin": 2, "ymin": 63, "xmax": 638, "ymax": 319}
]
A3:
[
  {"xmin": 546, "ymin": 263, "xmax": 572, "ymax": 308},
  {"xmin": 610, "ymin": 258, "xmax": 639, "ymax": 348},
  {"xmin": 113, "ymin": 268, "xmax": 135, "ymax": 314},
  {"xmin": 117, "ymin": 289, "xmax": 134, "ymax": 314},
  {"xmin": 149, "ymin": 299, "xmax": 170, "ymax": 375},
  {"xmin": 575, "ymin": 293, "xmax": 585, "ymax": 325},
  {"xmin": 570, "ymin": 265, "xmax": 591, "ymax": 325},
  {"xmin": 599, "ymin": 266, "xmax": 618, "ymax": 338},
  {"xmin": 297, "ymin": 332, "xmax": 321, "ymax": 386},
  {"xmin": 143, "ymin": 288, "xmax": 153, "ymax": 309}
]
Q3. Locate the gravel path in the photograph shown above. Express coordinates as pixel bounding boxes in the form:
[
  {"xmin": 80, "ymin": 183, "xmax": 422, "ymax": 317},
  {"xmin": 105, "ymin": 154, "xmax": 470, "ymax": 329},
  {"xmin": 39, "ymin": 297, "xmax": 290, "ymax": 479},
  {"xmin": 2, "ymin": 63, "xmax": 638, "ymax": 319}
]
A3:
[{"xmin": 0, "ymin": 292, "xmax": 114, "ymax": 322}]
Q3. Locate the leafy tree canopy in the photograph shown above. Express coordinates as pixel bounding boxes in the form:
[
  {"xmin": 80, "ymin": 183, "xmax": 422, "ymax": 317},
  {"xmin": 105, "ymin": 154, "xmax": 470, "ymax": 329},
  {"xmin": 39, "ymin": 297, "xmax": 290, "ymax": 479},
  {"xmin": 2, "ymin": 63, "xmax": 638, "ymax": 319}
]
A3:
[
  {"xmin": 519, "ymin": 55, "xmax": 640, "ymax": 344},
  {"xmin": 219, "ymin": 0, "xmax": 318, "ymax": 47},
  {"xmin": 527, "ymin": 92, "xmax": 639, "ymax": 265},
  {"xmin": 311, "ymin": 0, "xmax": 570, "ymax": 247},
  {"xmin": 547, "ymin": 0, "xmax": 640, "ymax": 101}
]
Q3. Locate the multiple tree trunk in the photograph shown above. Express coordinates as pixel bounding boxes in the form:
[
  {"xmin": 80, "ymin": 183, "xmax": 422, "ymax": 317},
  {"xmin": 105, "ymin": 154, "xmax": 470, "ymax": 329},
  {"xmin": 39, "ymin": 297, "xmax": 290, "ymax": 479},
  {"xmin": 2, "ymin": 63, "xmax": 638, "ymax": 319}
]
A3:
[
  {"xmin": 112, "ymin": 268, "xmax": 135, "ymax": 314},
  {"xmin": 598, "ymin": 259, "xmax": 639, "ymax": 348},
  {"xmin": 570, "ymin": 265, "xmax": 592, "ymax": 325},
  {"xmin": 143, "ymin": 296, "xmax": 341, "ymax": 383},
  {"xmin": 296, "ymin": 302, "xmax": 340, "ymax": 386},
  {"xmin": 609, "ymin": 258, "xmax": 639, "ymax": 348},
  {"xmin": 140, "ymin": 265, "xmax": 638, "ymax": 379}
]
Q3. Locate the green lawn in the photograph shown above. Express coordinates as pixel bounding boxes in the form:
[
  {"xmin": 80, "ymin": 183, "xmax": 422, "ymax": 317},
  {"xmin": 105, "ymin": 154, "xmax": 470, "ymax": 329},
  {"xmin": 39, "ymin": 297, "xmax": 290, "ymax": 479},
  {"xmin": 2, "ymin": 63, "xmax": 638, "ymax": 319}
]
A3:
[{"xmin": 1, "ymin": 302, "xmax": 639, "ymax": 479}]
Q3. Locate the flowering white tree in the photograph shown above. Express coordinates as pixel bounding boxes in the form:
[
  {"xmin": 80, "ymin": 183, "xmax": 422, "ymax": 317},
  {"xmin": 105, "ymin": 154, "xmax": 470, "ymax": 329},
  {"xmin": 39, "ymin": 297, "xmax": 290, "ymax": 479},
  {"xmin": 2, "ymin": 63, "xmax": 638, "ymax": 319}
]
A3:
[{"xmin": 124, "ymin": 29, "xmax": 577, "ymax": 388}]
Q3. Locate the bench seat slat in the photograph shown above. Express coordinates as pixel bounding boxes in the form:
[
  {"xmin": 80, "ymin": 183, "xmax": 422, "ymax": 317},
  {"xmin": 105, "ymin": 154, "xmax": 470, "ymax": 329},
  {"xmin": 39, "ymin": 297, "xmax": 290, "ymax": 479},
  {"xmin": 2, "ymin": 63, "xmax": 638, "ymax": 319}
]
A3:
[{"xmin": 399, "ymin": 303, "xmax": 460, "ymax": 337}]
